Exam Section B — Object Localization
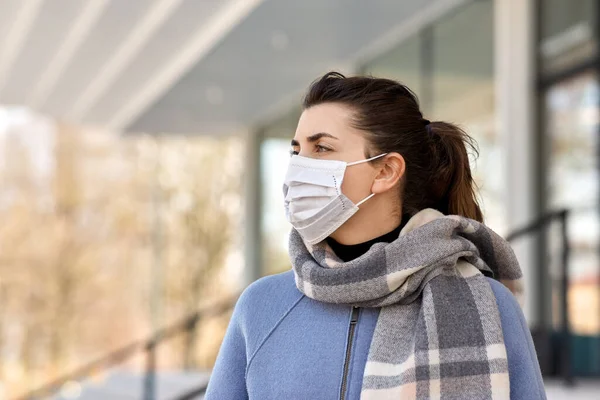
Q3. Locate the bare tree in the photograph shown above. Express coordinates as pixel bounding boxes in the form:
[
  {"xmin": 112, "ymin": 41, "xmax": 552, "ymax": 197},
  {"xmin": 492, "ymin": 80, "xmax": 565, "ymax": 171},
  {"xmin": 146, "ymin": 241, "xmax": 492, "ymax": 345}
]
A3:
[{"xmin": 0, "ymin": 116, "xmax": 242, "ymax": 397}]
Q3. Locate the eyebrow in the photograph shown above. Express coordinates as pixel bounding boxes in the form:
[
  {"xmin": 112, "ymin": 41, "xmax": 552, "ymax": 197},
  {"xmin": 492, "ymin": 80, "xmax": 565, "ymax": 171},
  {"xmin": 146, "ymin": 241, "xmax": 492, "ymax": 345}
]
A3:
[{"xmin": 290, "ymin": 132, "xmax": 338, "ymax": 146}]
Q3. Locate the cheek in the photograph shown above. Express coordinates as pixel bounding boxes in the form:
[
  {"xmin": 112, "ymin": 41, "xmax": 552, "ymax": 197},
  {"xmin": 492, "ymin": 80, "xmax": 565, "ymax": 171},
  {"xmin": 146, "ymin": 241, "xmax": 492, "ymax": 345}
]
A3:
[{"xmin": 340, "ymin": 168, "xmax": 374, "ymax": 203}]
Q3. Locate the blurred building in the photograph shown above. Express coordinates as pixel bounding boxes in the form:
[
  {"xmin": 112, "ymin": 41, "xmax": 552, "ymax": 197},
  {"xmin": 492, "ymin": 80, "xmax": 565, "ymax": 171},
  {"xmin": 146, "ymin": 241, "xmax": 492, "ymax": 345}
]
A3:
[{"xmin": 0, "ymin": 0, "xmax": 598, "ymax": 394}]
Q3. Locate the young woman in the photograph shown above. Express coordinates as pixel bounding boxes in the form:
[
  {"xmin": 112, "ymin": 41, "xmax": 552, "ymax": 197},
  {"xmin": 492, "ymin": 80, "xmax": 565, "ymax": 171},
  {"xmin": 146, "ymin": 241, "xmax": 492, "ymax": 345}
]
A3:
[{"xmin": 205, "ymin": 72, "xmax": 546, "ymax": 399}]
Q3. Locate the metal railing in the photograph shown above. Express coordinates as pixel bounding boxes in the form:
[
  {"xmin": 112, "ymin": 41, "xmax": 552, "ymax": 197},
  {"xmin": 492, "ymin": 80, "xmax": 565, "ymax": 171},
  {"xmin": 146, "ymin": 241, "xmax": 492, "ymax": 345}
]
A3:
[
  {"xmin": 16, "ymin": 295, "xmax": 238, "ymax": 400},
  {"xmin": 171, "ymin": 386, "xmax": 209, "ymax": 400},
  {"xmin": 505, "ymin": 208, "xmax": 573, "ymax": 386}
]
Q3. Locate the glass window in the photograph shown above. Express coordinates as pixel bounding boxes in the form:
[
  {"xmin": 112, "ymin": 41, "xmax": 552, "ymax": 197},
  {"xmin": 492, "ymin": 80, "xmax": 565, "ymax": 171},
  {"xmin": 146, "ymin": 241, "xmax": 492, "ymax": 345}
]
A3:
[
  {"xmin": 430, "ymin": 0, "xmax": 504, "ymax": 233},
  {"xmin": 260, "ymin": 108, "xmax": 300, "ymax": 275},
  {"xmin": 260, "ymin": 138, "xmax": 293, "ymax": 275},
  {"xmin": 361, "ymin": 35, "xmax": 424, "ymax": 103},
  {"xmin": 431, "ymin": 1, "xmax": 494, "ymax": 121},
  {"xmin": 263, "ymin": 107, "xmax": 301, "ymax": 139},
  {"xmin": 544, "ymin": 71, "xmax": 600, "ymax": 346},
  {"xmin": 540, "ymin": 0, "xmax": 597, "ymax": 76}
]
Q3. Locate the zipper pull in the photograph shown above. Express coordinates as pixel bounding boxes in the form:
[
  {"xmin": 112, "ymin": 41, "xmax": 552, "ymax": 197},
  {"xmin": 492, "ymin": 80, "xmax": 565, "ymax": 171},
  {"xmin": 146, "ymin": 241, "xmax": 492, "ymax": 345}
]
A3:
[{"xmin": 350, "ymin": 306, "xmax": 360, "ymax": 323}]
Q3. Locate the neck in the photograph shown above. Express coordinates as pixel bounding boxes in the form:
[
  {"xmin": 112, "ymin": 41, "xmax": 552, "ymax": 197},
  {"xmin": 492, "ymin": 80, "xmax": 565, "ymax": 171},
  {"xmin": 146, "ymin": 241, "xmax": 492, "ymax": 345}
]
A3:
[
  {"xmin": 327, "ymin": 216, "xmax": 408, "ymax": 262},
  {"xmin": 329, "ymin": 197, "xmax": 402, "ymax": 245}
]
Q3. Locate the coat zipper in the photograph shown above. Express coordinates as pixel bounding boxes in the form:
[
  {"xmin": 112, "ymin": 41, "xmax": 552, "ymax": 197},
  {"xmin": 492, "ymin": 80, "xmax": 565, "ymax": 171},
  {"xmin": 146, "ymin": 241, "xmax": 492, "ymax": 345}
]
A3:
[{"xmin": 340, "ymin": 306, "xmax": 360, "ymax": 400}]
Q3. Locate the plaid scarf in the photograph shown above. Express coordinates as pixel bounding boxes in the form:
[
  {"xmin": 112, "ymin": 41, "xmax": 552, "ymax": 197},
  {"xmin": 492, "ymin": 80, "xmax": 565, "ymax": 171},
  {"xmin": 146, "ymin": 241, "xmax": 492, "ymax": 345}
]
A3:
[{"xmin": 289, "ymin": 208, "xmax": 523, "ymax": 399}]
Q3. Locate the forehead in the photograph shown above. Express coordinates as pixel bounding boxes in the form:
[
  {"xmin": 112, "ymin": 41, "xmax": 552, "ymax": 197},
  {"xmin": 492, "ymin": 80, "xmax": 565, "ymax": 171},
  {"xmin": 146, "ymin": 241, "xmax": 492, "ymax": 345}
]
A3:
[{"xmin": 294, "ymin": 103, "xmax": 361, "ymax": 140}]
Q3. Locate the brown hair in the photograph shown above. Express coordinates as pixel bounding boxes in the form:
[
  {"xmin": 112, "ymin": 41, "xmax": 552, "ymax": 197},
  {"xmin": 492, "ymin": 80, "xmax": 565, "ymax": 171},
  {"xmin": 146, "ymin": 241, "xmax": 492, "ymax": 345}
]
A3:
[{"xmin": 303, "ymin": 71, "xmax": 483, "ymax": 222}]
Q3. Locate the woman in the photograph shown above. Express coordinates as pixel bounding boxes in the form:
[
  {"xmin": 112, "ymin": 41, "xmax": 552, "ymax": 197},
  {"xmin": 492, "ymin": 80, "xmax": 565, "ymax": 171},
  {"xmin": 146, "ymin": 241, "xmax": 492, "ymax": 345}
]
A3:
[{"xmin": 205, "ymin": 72, "xmax": 546, "ymax": 399}]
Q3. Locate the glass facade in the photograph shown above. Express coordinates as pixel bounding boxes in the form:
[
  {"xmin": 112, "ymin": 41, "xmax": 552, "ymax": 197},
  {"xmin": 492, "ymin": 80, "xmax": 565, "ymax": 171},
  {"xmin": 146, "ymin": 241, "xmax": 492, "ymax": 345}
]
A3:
[
  {"xmin": 260, "ymin": 137, "xmax": 293, "ymax": 275},
  {"xmin": 545, "ymin": 72, "xmax": 599, "ymax": 335},
  {"xmin": 260, "ymin": 109, "xmax": 300, "ymax": 275},
  {"xmin": 540, "ymin": 0, "xmax": 600, "ymax": 377},
  {"xmin": 430, "ymin": 1, "xmax": 495, "ymax": 122},
  {"xmin": 362, "ymin": 35, "xmax": 424, "ymax": 104},
  {"xmin": 540, "ymin": 0, "xmax": 597, "ymax": 76}
]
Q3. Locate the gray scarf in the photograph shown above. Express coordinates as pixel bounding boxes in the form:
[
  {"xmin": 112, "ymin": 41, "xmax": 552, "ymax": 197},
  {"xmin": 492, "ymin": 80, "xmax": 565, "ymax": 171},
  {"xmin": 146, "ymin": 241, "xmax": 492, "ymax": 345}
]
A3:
[{"xmin": 289, "ymin": 208, "xmax": 523, "ymax": 399}]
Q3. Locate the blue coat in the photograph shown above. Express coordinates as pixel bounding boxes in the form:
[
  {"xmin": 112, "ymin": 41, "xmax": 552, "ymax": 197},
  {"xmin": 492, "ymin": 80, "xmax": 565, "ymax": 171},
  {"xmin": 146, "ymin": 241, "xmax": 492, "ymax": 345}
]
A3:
[{"xmin": 205, "ymin": 269, "xmax": 546, "ymax": 399}]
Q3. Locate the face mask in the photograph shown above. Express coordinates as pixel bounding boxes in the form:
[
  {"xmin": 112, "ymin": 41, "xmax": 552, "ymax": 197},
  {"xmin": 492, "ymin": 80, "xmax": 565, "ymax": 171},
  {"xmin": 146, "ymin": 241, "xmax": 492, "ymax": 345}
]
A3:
[{"xmin": 283, "ymin": 152, "xmax": 387, "ymax": 245}]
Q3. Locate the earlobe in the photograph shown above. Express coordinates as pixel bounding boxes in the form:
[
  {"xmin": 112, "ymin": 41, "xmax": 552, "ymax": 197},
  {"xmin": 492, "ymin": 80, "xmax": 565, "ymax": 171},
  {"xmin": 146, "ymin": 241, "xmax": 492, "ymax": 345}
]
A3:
[{"xmin": 371, "ymin": 153, "xmax": 405, "ymax": 194}]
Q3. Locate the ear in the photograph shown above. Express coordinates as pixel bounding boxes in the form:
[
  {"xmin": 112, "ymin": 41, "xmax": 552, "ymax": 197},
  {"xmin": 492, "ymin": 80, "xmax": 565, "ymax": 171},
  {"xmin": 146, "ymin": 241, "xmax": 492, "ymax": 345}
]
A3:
[{"xmin": 371, "ymin": 152, "xmax": 405, "ymax": 194}]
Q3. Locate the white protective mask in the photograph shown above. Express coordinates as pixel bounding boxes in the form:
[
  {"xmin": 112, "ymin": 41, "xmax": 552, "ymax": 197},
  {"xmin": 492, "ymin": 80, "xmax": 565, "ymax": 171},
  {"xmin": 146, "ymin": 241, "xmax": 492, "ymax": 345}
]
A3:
[{"xmin": 283, "ymin": 152, "xmax": 387, "ymax": 245}]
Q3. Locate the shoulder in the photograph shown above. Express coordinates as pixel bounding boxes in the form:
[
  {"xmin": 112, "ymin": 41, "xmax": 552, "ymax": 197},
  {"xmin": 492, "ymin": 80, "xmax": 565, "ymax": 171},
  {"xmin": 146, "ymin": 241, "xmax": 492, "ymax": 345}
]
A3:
[
  {"xmin": 233, "ymin": 269, "xmax": 303, "ymax": 332},
  {"xmin": 237, "ymin": 269, "xmax": 299, "ymax": 307},
  {"xmin": 486, "ymin": 277, "xmax": 527, "ymax": 339}
]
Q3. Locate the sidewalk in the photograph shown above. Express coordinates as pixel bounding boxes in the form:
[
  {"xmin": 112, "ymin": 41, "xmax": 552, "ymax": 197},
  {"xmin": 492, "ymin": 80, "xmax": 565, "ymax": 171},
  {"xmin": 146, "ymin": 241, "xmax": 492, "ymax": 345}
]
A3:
[{"xmin": 545, "ymin": 379, "xmax": 600, "ymax": 400}]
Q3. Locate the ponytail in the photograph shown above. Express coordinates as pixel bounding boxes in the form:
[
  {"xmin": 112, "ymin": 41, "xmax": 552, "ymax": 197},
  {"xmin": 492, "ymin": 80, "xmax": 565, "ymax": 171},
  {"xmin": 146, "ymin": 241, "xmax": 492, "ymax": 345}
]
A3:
[{"xmin": 427, "ymin": 121, "xmax": 483, "ymax": 222}]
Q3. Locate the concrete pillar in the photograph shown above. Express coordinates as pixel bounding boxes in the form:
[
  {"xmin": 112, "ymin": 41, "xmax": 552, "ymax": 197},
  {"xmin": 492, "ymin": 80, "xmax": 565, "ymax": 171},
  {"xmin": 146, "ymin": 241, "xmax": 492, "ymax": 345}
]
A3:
[
  {"xmin": 243, "ymin": 129, "xmax": 263, "ymax": 286},
  {"xmin": 494, "ymin": 0, "xmax": 540, "ymax": 325}
]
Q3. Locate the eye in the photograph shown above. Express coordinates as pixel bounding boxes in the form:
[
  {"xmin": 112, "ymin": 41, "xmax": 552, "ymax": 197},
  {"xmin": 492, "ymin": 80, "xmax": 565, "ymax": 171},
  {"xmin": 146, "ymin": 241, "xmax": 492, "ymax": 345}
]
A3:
[
  {"xmin": 316, "ymin": 145, "xmax": 331, "ymax": 153},
  {"xmin": 289, "ymin": 149, "xmax": 299, "ymax": 156}
]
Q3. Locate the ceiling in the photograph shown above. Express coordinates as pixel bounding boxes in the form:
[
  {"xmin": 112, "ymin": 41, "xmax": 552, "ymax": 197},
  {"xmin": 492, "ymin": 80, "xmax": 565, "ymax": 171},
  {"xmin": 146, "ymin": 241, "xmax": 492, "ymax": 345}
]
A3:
[{"xmin": 0, "ymin": 0, "xmax": 461, "ymax": 135}]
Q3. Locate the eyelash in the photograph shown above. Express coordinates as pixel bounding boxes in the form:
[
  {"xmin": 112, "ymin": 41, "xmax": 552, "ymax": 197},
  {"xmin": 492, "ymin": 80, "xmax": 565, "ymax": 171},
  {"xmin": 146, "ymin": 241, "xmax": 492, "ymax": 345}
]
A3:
[{"xmin": 290, "ymin": 145, "xmax": 330, "ymax": 156}]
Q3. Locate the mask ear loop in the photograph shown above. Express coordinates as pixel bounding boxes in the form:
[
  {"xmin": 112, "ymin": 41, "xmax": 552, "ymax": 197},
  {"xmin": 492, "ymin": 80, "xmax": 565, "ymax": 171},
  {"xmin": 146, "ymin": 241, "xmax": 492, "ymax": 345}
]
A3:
[
  {"xmin": 347, "ymin": 152, "xmax": 388, "ymax": 166},
  {"xmin": 356, "ymin": 192, "xmax": 376, "ymax": 207},
  {"xmin": 349, "ymin": 152, "xmax": 388, "ymax": 207}
]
